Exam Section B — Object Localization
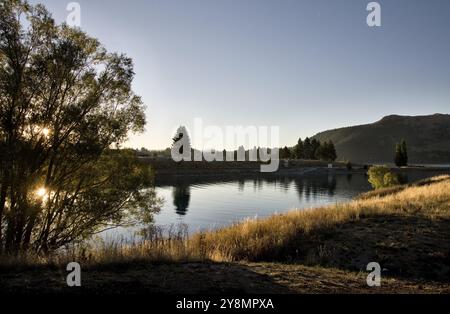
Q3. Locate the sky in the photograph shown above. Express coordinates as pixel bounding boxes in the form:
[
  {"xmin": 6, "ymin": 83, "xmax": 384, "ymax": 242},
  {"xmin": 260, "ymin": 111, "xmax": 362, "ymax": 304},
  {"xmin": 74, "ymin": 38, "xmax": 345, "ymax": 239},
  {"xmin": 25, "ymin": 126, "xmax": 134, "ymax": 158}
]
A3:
[{"xmin": 30, "ymin": 0, "xmax": 450, "ymax": 150}]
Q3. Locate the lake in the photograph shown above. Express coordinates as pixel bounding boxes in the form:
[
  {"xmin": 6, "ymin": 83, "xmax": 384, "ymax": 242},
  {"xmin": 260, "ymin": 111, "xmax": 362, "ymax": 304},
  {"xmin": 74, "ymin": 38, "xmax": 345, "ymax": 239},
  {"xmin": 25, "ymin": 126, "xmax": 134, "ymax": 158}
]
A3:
[
  {"xmin": 154, "ymin": 173, "xmax": 370, "ymax": 232},
  {"xmin": 155, "ymin": 170, "xmax": 446, "ymax": 232},
  {"xmin": 103, "ymin": 169, "xmax": 449, "ymax": 240}
]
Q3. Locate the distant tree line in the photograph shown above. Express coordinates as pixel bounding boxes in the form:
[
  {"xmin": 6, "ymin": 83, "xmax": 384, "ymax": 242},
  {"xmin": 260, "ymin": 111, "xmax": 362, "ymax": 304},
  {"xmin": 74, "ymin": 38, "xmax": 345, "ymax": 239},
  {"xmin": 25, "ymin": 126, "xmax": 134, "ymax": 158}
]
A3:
[
  {"xmin": 141, "ymin": 135, "xmax": 408, "ymax": 168},
  {"xmin": 169, "ymin": 126, "xmax": 279, "ymax": 162},
  {"xmin": 138, "ymin": 130, "xmax": 337, "ymax": 163},
  {"xmin": 280, "ymin": 137, "xmax": 337, "ymax": 162}
]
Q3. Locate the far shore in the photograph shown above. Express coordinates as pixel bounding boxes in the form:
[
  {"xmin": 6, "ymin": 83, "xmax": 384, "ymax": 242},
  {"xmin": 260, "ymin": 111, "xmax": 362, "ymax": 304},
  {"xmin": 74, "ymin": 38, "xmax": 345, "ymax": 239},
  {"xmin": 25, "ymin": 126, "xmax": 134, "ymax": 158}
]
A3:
[{"xmin": 140, "ymin": 158, "xmax": 450, "ymax": 184}]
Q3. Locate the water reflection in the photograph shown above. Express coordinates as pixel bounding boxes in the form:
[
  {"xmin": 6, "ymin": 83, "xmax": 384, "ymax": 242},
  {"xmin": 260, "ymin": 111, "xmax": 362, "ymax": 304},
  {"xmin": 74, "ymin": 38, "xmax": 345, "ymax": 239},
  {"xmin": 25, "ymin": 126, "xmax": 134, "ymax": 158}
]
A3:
[
  {"xmin": 398, "ymin": 173, "xmax": 409, "ymax": 184},
  {"xmin": 172, "ymin": 185, "xmax": 190, "ymax": 216},
  {"xmin": 169, "ymin": 174, "xmax": 354, "ymax": 217},
  {"xmin": 238, "ymin": 179, "xmax": 245, "ymax": 192},
  {"xmin": 347, "ymin": 173, "xmax": 353, "ymax": 182},
  {"xmin": 103, "ymin": 170, "xmax": 450, "ymax": 239},
  {"xmin": 153, "ymin": 170, "xmax": 450, "ymax": 232}
]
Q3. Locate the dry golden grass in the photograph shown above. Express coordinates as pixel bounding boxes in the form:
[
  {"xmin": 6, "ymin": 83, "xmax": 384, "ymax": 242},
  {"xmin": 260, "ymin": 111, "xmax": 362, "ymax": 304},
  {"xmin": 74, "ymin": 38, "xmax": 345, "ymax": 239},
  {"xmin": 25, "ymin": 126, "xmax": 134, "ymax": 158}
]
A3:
[
  {"xmin": 2, "ymin": 175, "xmax": 450, "ymax": 282},
  {"xmin": 187, "ymin": 175, "xmax": 450, "ymax": 263},
  {"xmin": 2, "ymin": 175, "xmax": 449, "ymax": 294}
]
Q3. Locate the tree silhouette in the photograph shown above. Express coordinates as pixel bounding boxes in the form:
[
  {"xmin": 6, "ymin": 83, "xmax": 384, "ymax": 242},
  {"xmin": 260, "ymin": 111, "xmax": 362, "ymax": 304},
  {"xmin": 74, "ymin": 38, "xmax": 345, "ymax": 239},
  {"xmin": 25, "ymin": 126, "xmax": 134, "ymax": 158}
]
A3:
[
  {"xmin": 394, "ymin": 140, "xmax": 408, "ymax": 167},
  {"xmin": 311, "ymin": 139, "xmax": 320, "ymax": 159},
  {"xmin": 295, "ymin": 138, "xmax": 304, "ymax": 159},
  {"xmin": 395, "ymin": 143, "xmax": 403, "ymax": 166},
  {"xmin": 315, "ymin": 140, "xmax": 337, "ymax": 162},
  {"xmin": 0, "ymin": 0, "xmax": 159, "ymax": 253},
  {"xmin": 281, "ymin": 146, "xmax": 291, "ymax": 159},
  {"xmin": 401, "ymin": 140, "xmax": 408, "ymax": 166},
  {"xmin": 172, "ymin": 126, "xmax": 191, "ymax": 158},
  {"xmin": 303, "ymin": 137, "xmax": 312, "ymax": 159}
]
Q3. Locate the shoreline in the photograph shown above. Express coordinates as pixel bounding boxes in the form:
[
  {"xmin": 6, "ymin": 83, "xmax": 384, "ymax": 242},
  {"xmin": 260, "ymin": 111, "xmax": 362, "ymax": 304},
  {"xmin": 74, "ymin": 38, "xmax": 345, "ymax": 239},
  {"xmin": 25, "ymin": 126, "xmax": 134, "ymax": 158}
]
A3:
[
  {"xmin": 150, "ymin": 160, "xmax": 450, "ymax": 185},
  {"xmin": 1, "ymin": 175, "xmax": 449, "ymax": 294}
]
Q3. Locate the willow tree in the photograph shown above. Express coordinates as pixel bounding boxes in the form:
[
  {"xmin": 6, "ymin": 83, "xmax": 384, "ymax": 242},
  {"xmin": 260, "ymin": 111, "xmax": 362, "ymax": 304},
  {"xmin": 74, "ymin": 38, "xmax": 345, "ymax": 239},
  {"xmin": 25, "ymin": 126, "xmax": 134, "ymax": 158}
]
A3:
[{"xmin": 0, "ymin": 0, "xmax": 159, "ymax": 254}]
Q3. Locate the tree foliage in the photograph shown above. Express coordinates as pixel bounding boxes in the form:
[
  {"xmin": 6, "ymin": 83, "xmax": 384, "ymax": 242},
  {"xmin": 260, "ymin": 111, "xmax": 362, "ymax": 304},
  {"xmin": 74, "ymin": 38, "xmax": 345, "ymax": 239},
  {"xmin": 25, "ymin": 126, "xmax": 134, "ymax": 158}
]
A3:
[
  {"xmin": 367, "ymin": 166, "xmax": 399, "ymax": 189},
  {"xmin": 291, "ymin": 137, "xmax": 337, "ymax": 162},
  {"xmin": 280, "ymin": 146, "xmax": 291, "ymax": 159},
  {"xmin": 315, "ymin": 140, "xmax": 337, "ymax": 162},
  {"xmin": 0, "ymin": 0, "xmax": 159, "ymax": 253},
  {"xmin": 394, "ymin": 140, "xmax": 408, "ymax": 167},
  {"xmin": 294, "ymin": 138, "xmax": 303, "ymax": 159}
]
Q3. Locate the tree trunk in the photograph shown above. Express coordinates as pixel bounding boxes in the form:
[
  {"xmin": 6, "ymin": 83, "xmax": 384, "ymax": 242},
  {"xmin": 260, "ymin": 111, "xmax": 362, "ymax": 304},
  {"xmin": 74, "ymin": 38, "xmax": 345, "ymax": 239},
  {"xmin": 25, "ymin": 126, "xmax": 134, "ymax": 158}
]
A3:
[
  {"xmin": 0, "ymin": 183, "xmax": 7, "ymax": 253},
  {"xmin": 4, "ymin": 215, "xmax": 16, "ymax": 254},
  {"xmin": 22, "ymin": 213, "xmax": 37, "ymax": 251}
]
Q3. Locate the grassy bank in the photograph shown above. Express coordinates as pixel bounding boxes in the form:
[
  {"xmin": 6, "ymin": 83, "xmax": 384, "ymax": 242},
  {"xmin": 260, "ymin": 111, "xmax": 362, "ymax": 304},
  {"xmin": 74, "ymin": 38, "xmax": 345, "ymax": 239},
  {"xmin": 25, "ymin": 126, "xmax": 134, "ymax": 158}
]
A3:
[
  {"xmin": 1, "ymin": 175, "xmax": 449, "ymax": 293},
  {"xmin": 190, "ymin": 175, "xmax": 450, "ymax": 280}
]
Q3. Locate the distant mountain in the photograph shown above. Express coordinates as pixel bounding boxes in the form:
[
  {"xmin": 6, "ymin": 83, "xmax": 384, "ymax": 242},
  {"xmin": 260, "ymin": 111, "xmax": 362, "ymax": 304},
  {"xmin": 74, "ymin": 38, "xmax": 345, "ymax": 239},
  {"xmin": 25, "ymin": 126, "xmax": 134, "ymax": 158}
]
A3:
[{"xmin": 312, "ymin": 114, "xmax": 450, "ymax": 164}]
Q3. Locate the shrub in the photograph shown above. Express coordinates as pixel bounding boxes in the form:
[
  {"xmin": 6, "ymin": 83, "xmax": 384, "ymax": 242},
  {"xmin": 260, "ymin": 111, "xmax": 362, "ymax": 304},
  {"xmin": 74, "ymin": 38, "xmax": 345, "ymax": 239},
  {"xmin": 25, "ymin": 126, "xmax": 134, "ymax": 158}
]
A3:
[
  {"xmin": 367, "ymin": 166, "xmax": 400, "ymax": 189},
  {"xmin": 383, "ymin": 172, "xmax": 400, "ymax": 187}
]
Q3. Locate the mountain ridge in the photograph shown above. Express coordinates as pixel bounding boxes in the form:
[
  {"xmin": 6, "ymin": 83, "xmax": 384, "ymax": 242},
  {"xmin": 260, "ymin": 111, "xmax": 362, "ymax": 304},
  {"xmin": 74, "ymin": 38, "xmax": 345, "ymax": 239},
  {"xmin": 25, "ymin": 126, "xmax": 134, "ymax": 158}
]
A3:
[{"xmin": 312, "ymin": 114, "xmax": 450, "ymax": 164}]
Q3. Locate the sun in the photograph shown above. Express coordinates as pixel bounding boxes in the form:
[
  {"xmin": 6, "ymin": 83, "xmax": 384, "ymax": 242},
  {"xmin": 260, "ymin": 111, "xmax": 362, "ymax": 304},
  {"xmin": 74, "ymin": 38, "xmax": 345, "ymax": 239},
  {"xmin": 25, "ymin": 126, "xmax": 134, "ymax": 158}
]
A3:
[
  {"xmin": 35, "ymin": 187, "xmax": 48, "ymax": 199},
  {"xmin": 41, "ymin": 127, "xmax": 50, "ymax": 137}
]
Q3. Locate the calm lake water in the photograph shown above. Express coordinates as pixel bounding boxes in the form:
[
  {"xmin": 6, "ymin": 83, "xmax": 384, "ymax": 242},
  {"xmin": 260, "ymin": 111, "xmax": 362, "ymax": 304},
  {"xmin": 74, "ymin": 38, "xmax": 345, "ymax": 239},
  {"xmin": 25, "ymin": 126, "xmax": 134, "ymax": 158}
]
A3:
[
  {"xmin": 154, "ymin": 174, "xmax": 370, "ymax": 232},
  {"xmin": 103, "ymin": 169, "xmax": 449, "ymax": 240}
]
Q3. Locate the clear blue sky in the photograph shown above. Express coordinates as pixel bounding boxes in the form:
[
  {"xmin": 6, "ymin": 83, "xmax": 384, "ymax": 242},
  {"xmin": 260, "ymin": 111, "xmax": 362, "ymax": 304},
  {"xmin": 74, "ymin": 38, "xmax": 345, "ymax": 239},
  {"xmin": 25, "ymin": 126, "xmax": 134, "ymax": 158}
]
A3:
[{"xmin": 31, "ymin": 0, "xmax": 450, "ymax": 149}]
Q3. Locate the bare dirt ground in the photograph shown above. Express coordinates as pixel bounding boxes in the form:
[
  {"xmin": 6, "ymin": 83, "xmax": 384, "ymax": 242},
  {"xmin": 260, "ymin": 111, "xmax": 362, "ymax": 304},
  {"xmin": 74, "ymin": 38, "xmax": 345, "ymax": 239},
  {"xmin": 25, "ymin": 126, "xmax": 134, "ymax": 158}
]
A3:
[{"xmin": 1, "ymin": 261, "xmax": 449, "ymax": 294}]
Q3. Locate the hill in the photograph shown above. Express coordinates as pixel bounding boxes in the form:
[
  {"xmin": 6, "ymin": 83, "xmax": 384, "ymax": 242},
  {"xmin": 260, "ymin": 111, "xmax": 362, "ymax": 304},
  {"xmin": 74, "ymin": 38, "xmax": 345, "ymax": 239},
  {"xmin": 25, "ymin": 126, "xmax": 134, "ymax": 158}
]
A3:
[{"xmin": 312, "ymin": 114, "xmax": 450, "ymax": 164}]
